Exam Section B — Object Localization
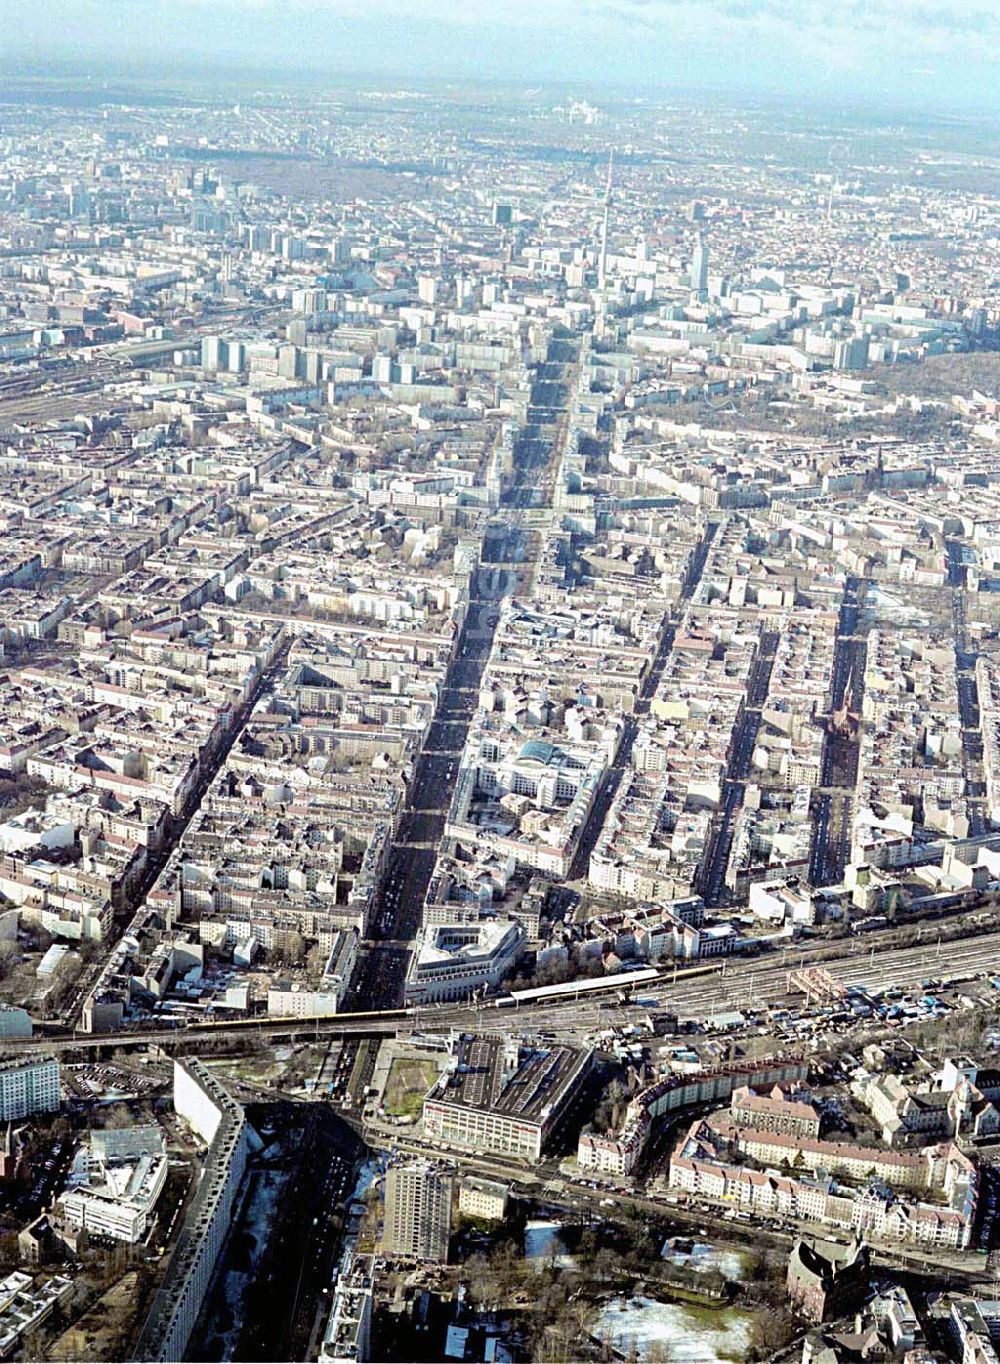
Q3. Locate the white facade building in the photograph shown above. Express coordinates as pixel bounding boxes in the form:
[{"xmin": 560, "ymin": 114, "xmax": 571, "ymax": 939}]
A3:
[
  {"xmin": 0, "ymin": 1056, "xmax": 59, "ymax": 1120},
  {"xmin": 132, "ymin": 1061, "xmax": 256, "ymax": 1362},
  {"xmin": 404, "ymin": 919, "xmax": 522, "ymax": 1004},
  {"xmin": 59, "ymin": 1124, "xmax": 167, "ymax": 1244}
]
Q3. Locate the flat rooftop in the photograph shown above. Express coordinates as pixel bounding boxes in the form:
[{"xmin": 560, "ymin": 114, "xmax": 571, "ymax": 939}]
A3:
[{"xmin": 430, "ymin": 1035, "xmax": 590, "ymax": 1125}]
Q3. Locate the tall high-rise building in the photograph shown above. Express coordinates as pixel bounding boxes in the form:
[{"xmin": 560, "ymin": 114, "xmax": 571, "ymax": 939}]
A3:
[
  {"xmin": 382, "ymin": 1162, "xmax": 453, "ymax": 1263},
  {"xmin": 201, "ymin": 335, "xmax": 227, "ymax": 373},
  {"xmin": 833, "ymin": 335, "xmax": 870, "ymax": 371},
  {"xmin": 691, "ymin": 238, "xmax": 709, "ymax": 299},
  {"xmin": 0, "ymin": 1055, "xmax": 60, "ymax": 1120},
  {"xmin": 278, "ymin": 344, "xmax": 301, "ymax": 380}
]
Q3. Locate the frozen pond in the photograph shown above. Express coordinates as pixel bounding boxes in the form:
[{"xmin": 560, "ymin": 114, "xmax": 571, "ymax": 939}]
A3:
[
  {"xmin": 661, "ymin": 1239, "xmax": 746, "ymax": 1282},
  {"xmin": 597, "ymin": 1295, "xmax": 753, "ymax": 1364},
  {"xmin": 523, "ymin": 1219, "xmax": 577, "ymax": 1268}
]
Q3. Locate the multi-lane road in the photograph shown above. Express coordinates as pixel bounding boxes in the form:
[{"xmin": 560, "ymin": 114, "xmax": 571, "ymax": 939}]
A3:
[
  {"xmin": 699, "ymin": 628, "xmax": 778, "ymax": 906},
  {"xmin": 346, "ymin": 339, "xmax": 577, "ymax": 1017},
  {"xmin": 809, "ymin": 577, "xmax": 865, "ymax": 886},
  {"xmin": 952, "ymin": 578, "xmax": 989, "ymax": 837}
]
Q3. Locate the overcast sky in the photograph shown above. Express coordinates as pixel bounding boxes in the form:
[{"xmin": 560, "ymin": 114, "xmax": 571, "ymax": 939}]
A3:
[{"xmin": 2, "ymin": 0, "xmax": 998, "ymax": 109}]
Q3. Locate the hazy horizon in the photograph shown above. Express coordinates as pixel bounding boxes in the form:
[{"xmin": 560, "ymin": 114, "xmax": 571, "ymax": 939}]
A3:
[{"xmin": 1, "ymin": 0, "xmax": 998, "ymax": 112}]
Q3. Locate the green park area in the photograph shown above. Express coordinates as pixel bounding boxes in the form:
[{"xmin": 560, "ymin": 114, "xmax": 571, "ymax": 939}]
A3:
[{"xmin": 383, "ymin": 1057, "xmax": 439, "ymax": 1119}]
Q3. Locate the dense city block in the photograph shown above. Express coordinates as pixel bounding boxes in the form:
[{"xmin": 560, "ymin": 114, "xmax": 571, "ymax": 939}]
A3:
[{"xmin": 0, "ymin": 56, "xmax": 999, "ymax": 1364}]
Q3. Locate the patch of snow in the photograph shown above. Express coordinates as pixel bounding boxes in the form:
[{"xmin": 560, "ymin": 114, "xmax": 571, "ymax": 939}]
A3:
[
  {"xmin": 208, "ymin": 1166, "xmax": 292, "ymax": 1360},
  {"xmin": 523, "ymin": 1219, "xmax": 577, "ymax": 1268},
  {"xmin": 660, "ymin": 1240, "xmax": 746, "ymax": 1281},
  {"xmin": 866, "ymin": 587, "xmax": 930, "ymax": 625},
  {"xmin": 597, "ymin": 1296, "xmax": 753, "ymax": 1364},
  {"xmin": 351, "ymin": 1158, "xmax": 379, "ymax": 1201}
]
